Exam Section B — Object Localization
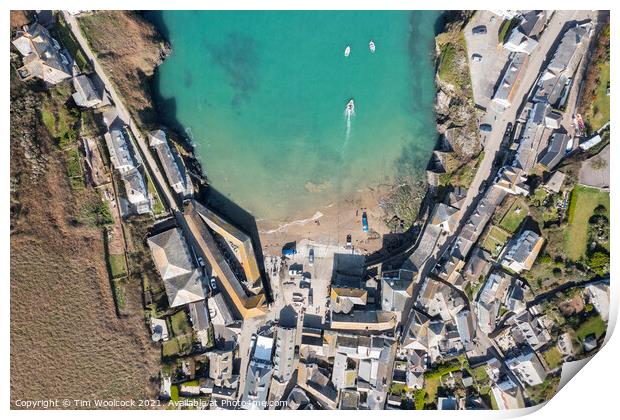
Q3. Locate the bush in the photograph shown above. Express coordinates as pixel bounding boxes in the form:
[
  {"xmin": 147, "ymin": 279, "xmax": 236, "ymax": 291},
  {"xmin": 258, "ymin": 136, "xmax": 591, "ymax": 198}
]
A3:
[
  {"xmin": 593, "ymin": 204, "xmax": 608, "ymax": 216},
  {"xmin": 498, "ymin": 18, "xmax": 515, "ymax": 43},
  {"xmin": 587, "ymin": 251, "xmax": 610, "ymax": 276},
  {"xmin": 84, "ymin": 202, "xmax": 114, "ymax": 227}
]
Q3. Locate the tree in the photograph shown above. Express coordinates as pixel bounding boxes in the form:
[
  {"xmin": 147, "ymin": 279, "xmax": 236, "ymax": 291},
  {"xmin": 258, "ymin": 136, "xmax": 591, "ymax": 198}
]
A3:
[{"xmin": 588, "ymin": 251, "xmax": 610, "ymax": 276}]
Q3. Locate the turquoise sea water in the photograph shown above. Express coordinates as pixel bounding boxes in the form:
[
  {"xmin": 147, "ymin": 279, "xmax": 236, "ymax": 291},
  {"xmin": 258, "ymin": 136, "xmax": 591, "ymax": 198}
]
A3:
[{"xmin": 148, "ymin": 11, "xmax": 440, "ymax": 221}]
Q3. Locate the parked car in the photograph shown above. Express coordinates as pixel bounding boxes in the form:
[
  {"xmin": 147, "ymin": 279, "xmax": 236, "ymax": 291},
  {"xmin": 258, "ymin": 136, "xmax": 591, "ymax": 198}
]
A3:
[
  {"xmin": 197, "ymin": 256, "xmax": 206, "ymax": 267},
  {"xmin": 480, "ymin": 123, "xmax": 493, "ymax": 132},
  {"xmin": 471, "ymin": 53, "xmax": 482, "ymax": 62},
  {"xmin": 472, "ymin": 25, "xmax": 487, "ymax": 35},
  {"xmin": 209, "ymin": 277, "xmax": 218, "ymax": 292},
  {"xmin": 346, "ymin": 234, "xmax": 352, "ymax": 249},
  {"xmin": 308, "ymin": 248, "xmax": 315, "ymax": 266},
  {"xmin": 249, "ymin": 334, "xmax": 257, "ymax": 353},
  {"xmin": 503, "ymin": 122, "xmax": 514, "ymax": 142}
]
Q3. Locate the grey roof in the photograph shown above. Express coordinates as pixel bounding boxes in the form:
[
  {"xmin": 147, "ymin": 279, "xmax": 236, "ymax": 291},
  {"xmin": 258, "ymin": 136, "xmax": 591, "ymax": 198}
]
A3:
[
  {"xmin": 519, "ymin": 10, "xmax": 547, "ymax": 37},
  {"xmin": 493, "ymin": 52, "xmax": 528, "ymax": 106},
  {"xmin": 274, "ymin": 326, "xmax": 297, "ymax": 382},
  {"xmin": 548, "ymin": 23, "xmax": 591, "ymax": 75},
  {"xmin": 241, "ymin": 362, "xmax": 273, "ymax": 409},
  {"xmin": 514, "ymin": 102, "xmax": 550, "ymax": 171},
  {"xmin": 122, "ymin": 168, "xmax": 147, "ymax": 202},
  {"xmin": 431, "ymin": 203, "xmax": 459, "ymax": 228},
  {"xmin": 447, "ymin": 186, "xmax": 468, "ymax": 209},
  {"xmin": 12, "ymin": 22, "xmax": 72, "ymax": 80},
  {"xmin": 188, "ymin": 300, "xmax": 210, "ymax": 332},
  {"xmin": 512, "ymin": 312, "xmax": 550, "ymax": 350},
  {"xmin": 381, "ymin": 270, "xmax": 414, "ymax": 312},
  {"xmin": 148, "ymin": 130, "xmax": 191, "ymax": 196},
  {"xmin": 455, "ymin": 310, "xmax": 475, "ymax": 351},
  {"xmin": 539, "ymin": 132, "xmax": 570, "ymax": 169},
  {"xmin": 72, "ymin": 74, "xmax": 102, "ymax": 107},
  {"xmin": 105, "ymin": 127, "xmax": 136, "ymax": 172},
  {"xmin": 505, "ymin": 28, "xmax": 538, "ymax": 54},
  {"xmin": 534, "ymin": 22, "xmax": 592, "ymax": 106},
  {"xmin": 502, "ymin": 230, "xmax": 543, "ymax": 268},
  {"xmin": 462, "ymin": 247, "xmax": 491, "ymax": 282},
  {"xmin": 147, "ymin": 228, "xmax": 205, "ymax": 307},
  {"xmin": 544, "ymin": 171, "xmax": 566, "ymax": 193},
  {"xmin": 505, "ymin": 348, "xmax": 547, "ymax": 386}
]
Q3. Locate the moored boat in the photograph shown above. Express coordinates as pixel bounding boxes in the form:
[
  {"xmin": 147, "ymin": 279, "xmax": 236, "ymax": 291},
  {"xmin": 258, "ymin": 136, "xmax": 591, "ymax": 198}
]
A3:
[
  {"xmin": 369, "ymin": 40, "xmax": 376, "ymax": 53},
  {"xmin": 344, "ymin": 45, "xmax": 351, "ymax": 57}
]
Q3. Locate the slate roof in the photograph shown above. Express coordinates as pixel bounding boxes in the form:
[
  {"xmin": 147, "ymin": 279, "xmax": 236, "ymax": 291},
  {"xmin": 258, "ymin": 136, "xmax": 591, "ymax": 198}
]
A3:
[
  {"xmin": 539, "ymin": 132, "xmax": 570, "ymax": 169},
  {"xmin": 147, "ymin": 228, "xmax": 205, "ymax": 307}
]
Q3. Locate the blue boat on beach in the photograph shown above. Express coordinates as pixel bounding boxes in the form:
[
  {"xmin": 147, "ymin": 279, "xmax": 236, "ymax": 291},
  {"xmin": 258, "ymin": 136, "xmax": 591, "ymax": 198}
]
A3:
[{"xmin": 362, "ymin": 212, "xmax": 369, "ymax": 232}]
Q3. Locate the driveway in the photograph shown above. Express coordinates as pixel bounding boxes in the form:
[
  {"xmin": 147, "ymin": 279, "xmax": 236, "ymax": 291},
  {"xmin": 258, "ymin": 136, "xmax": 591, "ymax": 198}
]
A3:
[{"xmin": 579, "ymin": 144, "xmax": 610, "ymax": 189}]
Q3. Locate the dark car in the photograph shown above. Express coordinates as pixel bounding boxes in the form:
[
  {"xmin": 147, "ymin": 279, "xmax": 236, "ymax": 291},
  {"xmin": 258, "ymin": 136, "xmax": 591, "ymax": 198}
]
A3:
[
  {"xmin": 209, "ymin": 277, "xmax": 218, "ymax": 293},
  {"xmin": 471, "ymin": 53, "xmax": 482, "ymax": 62},
  {"xmin": 480, "ymin": 123, "xmax": 493, "ymax": 132},
  {"xmin": 472, "ymin": 25, "xmax": 487, "ymax": 35},
  {"xmin": 308, "ymin": 248, "xmax": 315, "ymax": 266},
  {"xmin": 503, "ymin": 122, "xmax": 514, "ymax": 142}
]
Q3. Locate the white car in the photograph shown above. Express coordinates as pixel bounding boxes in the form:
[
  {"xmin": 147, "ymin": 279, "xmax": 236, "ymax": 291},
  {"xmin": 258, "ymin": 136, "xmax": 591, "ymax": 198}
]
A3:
[{"xmin": 209, "ymin": 277, "xmax": 218, "ymax": 292}]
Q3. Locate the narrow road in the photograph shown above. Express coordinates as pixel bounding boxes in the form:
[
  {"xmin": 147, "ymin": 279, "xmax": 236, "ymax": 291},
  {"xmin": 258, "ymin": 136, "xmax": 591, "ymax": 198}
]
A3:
[
  {"xmin": 62, "ymin": 11, "xmax": 179, "ymax": 213},
  {"xmin": 457, "ymin": 10, "xmax": 585, "ymax": 223}
]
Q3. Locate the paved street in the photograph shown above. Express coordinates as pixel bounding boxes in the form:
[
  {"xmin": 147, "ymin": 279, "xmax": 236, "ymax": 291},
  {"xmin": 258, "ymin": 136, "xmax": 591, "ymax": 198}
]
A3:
[{"xmin": 458, "ymin": 10, "xmax": 590, "ymax": 223}]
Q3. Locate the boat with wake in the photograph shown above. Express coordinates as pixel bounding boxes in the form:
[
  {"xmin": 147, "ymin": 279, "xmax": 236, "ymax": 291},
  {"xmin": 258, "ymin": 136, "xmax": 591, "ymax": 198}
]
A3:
[
  {"xmin": 369, "ymin": 40, "xmax": 376, "ymax": 53},
  {"xmin": 345, "ymin": 99, "xmax": 355, "ymax": 116}
]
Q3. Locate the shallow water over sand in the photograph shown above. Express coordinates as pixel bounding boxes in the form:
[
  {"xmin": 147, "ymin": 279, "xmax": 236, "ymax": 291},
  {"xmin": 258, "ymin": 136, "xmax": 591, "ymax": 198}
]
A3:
[{"xmin": 149, "ymin": 11, "xmax": 439, "ymax": 222}]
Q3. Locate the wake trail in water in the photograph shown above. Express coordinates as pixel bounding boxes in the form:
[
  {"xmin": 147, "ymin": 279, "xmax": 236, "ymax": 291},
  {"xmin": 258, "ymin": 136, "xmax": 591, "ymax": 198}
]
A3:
[{"xmin": 342, "ymin": 111, "xmax": 353, "ymax": 151}]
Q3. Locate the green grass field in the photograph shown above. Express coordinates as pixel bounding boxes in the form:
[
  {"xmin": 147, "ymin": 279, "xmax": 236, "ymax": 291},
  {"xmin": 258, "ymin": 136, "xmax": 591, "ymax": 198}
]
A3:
[
  {"xmin": 169, "ymin": 310, "xmax": 191, "ymax": 337},
  {"xmin": 162, "ymin": 334, "xmax": 192, "ymax": 358},
  {"xmin": 146, "ymin": 173, "xmax": 165, "ymax": 215},
  {"xmin": 65, "ymin": 147, "xmax": 85, "ymax": 190},
  {"xmin": 542, "ymin": 346, "xmax": 563, "ymax": 370},
  {"xmin": 482, "ymin": 226, "xmax": 511, "ymax": 257},
  {"xmin": 564, "ymin": 185, "xmax": 609, "ymax": 261},
  {"xmin": 575, "ymin": 314, "xmax": 607, "ymax": 342},
  {"xmin": 108, "ymin": 253, "xmax": 127, "ymax": 279},
  {"xmin": 584, "ymin": 61, "xmax": 610, "ymax": 131},
  {"xmin": 498, "ymin": 18, "xmax": 515, "ymax": 43},
  {"xmin": 111, "ymin": 278, "xmax": 126, "ymax": 312},
  {"xmin": 499, "ymin": 198, "xmax": 528, "ymax": 233}
]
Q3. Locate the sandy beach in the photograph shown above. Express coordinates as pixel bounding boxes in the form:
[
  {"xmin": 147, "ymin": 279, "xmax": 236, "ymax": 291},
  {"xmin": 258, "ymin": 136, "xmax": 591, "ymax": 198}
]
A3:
[{"xmin": 256, "ymin": 183, "xmax": 398, "ymax": 257}]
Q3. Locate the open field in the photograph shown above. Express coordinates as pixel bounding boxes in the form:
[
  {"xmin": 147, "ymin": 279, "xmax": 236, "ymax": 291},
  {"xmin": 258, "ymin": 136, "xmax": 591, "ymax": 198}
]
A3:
[
  {"xmin": 564, "ymin": 185, "xmax": 609, "ymax": 261},
  {"xmin": 10, "ymin": 76, "xmax": 160, "ymax": 405}
]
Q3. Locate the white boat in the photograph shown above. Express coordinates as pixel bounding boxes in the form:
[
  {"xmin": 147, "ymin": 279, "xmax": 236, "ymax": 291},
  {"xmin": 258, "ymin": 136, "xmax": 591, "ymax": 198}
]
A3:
[
  {"xmin": 369, "ymin": 40, "xmax": 376, "ymax": 53},
  {"xmin": 345, "ymin": 99, "xmax": 355, "ymax": 115},
  {"xmin": 344, "ymin": 46, "xmax": 351, "ymax": 57}
]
